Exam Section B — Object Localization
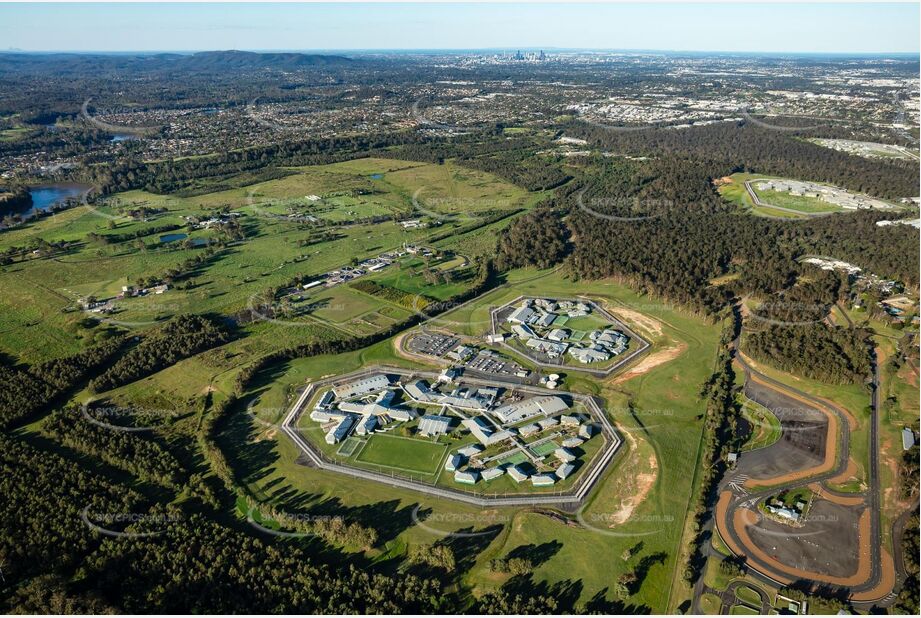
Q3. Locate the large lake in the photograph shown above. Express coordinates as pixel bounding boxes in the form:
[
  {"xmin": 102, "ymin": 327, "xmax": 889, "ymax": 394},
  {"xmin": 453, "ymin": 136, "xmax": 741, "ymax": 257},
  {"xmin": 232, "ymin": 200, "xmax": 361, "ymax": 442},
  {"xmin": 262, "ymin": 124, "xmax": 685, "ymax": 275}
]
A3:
[{"xmin": 28, "ymin": 183, "xmax": 91, "ymax": 213}]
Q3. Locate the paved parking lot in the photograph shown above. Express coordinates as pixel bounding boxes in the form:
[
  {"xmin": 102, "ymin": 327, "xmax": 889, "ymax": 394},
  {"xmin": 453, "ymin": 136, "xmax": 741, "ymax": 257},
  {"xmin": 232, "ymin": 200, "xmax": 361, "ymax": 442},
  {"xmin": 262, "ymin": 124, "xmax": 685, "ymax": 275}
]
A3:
[
  {"xmin": 407, "ymin": 332, "xmax": 459, "ymax": 357},
  {"xmin": 466, "ymin": 350, "xmax": 522, "ymax": 377}
]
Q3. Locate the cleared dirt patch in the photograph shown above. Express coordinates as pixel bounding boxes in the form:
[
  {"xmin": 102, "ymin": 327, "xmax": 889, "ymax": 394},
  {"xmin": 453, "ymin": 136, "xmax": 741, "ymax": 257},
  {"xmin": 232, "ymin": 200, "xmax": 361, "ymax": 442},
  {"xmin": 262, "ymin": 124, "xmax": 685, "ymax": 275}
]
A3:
[
  {"xmin": 612, "ymin": 343, "xmax": 686, "ymax": 384},
  {"xmin": 825, "ymin": 458, "xmax": 860, "ymax": 487},
  {"xmin": 607, "ymin": 452, "xmax": 658, "ymax": 526},
  {"xmin": 606, "ymin": 305, "xmax": 664, "ymax": 339}
]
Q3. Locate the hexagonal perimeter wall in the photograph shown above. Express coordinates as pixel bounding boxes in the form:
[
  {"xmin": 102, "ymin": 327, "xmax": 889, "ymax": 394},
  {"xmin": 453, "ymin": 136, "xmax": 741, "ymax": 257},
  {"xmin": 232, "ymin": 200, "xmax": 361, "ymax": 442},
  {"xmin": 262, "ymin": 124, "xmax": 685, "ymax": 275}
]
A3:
[{"xmin": 280, "ymin": 365, "xmax": 622, "ymax": 507}]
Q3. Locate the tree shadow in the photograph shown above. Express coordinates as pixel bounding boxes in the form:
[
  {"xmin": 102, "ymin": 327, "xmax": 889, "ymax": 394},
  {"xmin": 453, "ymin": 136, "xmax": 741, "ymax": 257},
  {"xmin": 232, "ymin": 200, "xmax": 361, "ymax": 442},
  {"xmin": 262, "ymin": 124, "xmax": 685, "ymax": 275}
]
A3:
[
  {"xmin": 500, "ymin": 575, "xmax": 585, "ymax": 613},
  {"xmin": 505, "ymin": 540, "xmax": 562, "ymax": 568},
  {"xmin": 582, "ymin": 588, "xmax": 651, "ymax": 614},
  {"xmin": 634, "ymin": 551, "xmax": 668, "ymax": 590},
  {"xmin": 437, "ymin": 524, "xmax": 504, "ymax": 574}
]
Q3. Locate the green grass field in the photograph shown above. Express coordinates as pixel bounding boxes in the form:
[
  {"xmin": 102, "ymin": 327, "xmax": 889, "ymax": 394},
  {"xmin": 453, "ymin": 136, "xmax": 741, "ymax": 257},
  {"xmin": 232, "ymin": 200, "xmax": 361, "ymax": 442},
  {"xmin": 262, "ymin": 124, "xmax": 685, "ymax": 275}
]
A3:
[
  {"xmin": 354, "ymin": 434, "xmax": 447, "ymax": 475},
  {"xmin": 734, "ymin": 585, "xmax": 763, "ymax": 606},
  {"xmin": 0, "ymin": 157, "xmax": 531, "ymax": 363},
  {"xmin": 740, "ymin": 397, "xmax": 782, "ymax": 451}
]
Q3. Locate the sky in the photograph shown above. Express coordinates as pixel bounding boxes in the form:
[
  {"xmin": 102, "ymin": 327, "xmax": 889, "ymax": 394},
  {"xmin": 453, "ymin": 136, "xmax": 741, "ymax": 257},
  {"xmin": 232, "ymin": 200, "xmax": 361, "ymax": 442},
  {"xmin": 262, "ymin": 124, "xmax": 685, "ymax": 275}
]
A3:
[{"xmin": 1, "ymin": 2, "xmax": 919, "ymax": 54}]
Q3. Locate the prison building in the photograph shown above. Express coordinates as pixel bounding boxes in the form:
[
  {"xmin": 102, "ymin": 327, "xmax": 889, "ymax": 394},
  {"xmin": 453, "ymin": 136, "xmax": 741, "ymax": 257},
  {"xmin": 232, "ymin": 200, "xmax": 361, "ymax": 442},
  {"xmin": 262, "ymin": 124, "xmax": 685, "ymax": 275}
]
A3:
[
  {"xmin": 507, "ymin": 305, "xmax": 536, "ymax": 324},
  {"xmin": 387, "ymin": 407, "xmax": 416, "ymax": 422},
  {"xmin": 310, "ymin": 408, "xmax": 343, "ymax": 423},
  {"xmin": 325, "ymin": 415, "xmax": 355, "ymax": 445},
  {"xmin": 554, "ymin": 447, "xmax": 577, "ymax": 463},
  {"xmin": 578, "ymin": 423, "xmax": 596, "ymax": 439},
  {"xmin": 481, "ymin": 467, "xmax": 505, "ymax": 482},
  {"xmin": 355, "ymin": 415, "xmax": 378, "ymax": 436},
  {"xmin": 315, "ymin": 389, "xmax": 335, "ymax": 410},
  {"xmin": 538, "ymin": 417, "xmax": 559, "ymax": 431},
  {"xmin": 507, "ymin": 465, "xmax": 530, "ymax": 483},
  {"xmin": 445, "ymin": 454, "xmax": 463, "ymax": 472},
  {"xmin": 556, "ymin": 462, "xmax": 575, "ymax": 480},
  {"xmin": 531, "ymin": 474, "xmax": 556, "ymax": 487},
  {"xmin": 569, "ymin": 345, "xmax": 610, "ymax": 364},
  {"xmin": 463, "ymin": 416, "xmax": 513, "ymax": 446},
  {"xmin": 332, "ymin": 374, "xmax": 391, "ymax": 400},
  {"xmin": 561, "ymin": 437, "xmax": 584, "ymax": 449},
  {"xmin": 419, "ymin": 414, "xmax": 452, "ymax": 437},
  {"xmin": 491, "ymin": 395, "xmax": 569, "ymax": 425},
  {"xmin": 518, "ymin": 423, "xmax": 541, "ymax": 437},
  {"xmin": 437, "ymin": 391, "xmax": 491, "ymax": 411},
  {"xmin": 403, "ymin": 379, "xmax": 436, "ymax": 403},
  {"xmin": 458, "ymin": 444, "xmax": 484, "ymax": 458},
  {"xmin": 511, "ymin": 323, "xmax": 536, "ymax": 339},
  {"xmin": 454, "ymin": 470, "xmax": 479, "ymax": 485}
]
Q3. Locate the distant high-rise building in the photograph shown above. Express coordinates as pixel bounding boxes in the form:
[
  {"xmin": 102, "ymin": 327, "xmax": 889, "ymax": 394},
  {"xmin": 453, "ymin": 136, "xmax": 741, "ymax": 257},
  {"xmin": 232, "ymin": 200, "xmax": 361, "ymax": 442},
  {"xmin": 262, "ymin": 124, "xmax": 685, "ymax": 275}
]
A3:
[
  {"xmin": 515, "ymin": 50, "xmax": 524, "ymax": 61},
  {"xmin": 539, "ymin": 50, "xmax": 546, "ymax": 61}
]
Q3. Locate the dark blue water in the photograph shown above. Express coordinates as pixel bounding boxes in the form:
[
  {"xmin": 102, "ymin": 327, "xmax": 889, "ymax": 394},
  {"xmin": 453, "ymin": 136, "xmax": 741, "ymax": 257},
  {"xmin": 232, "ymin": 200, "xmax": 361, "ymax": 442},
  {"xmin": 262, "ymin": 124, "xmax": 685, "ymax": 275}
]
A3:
[
  {"xmin": 159, "ymin": 233, "xmax": 188, "ymax": 243},
  {"xmin": 28, "ymin": 184, "xmax": 90, "ymax": 213},
  {"xmin": 160, "ymin": 233, "xmax": 208, "ymax": 247},
  {"xmin": 370, "ymin": 173, "xmax": 383, "ymax": 180}
]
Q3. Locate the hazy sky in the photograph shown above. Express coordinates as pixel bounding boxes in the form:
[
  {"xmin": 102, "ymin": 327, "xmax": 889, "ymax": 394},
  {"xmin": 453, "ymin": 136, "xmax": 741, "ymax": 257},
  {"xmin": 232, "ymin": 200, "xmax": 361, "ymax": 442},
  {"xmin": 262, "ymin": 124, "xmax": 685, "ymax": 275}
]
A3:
[{"xmin": 2, "ymin": 2, "xmax": 919, "ymax": 54}]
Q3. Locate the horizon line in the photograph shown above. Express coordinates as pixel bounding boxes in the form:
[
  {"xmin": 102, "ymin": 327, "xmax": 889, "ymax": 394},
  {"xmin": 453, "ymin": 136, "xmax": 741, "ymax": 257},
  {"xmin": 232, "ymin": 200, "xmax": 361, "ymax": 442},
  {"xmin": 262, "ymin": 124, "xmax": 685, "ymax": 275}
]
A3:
[{"xmin": 3, "ymin": 47, "xmax": 920, "ymax": 56}]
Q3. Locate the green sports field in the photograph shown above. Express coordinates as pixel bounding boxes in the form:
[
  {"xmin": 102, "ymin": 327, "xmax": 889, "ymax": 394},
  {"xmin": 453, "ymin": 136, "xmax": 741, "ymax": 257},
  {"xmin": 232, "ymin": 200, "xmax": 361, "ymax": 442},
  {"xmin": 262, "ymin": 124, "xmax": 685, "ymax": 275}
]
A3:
[{"xmin": 353, "ymin": 434, "xmax": 447, "ymax": 475}]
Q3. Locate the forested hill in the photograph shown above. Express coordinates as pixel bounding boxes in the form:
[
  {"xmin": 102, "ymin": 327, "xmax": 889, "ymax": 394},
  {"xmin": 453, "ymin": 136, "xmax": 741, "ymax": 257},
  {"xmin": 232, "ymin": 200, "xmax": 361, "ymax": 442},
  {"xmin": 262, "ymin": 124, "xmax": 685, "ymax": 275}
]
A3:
[{"xmin": 0, "ymin": 50, "xmax": 355, "ymax": 75}]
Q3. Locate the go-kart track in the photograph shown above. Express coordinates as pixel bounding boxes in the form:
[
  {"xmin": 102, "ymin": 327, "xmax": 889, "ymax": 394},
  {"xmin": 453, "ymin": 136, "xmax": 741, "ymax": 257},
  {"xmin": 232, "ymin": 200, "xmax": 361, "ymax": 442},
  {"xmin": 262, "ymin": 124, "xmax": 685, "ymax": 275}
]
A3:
[{"xmin": 709, "ymin": 338, "xmax": 901, "ymax": 607}]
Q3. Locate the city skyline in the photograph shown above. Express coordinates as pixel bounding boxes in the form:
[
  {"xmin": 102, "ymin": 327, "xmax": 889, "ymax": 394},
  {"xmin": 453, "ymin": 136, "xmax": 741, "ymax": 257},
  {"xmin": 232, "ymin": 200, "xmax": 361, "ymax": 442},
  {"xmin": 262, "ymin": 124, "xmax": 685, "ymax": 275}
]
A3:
[{"xmin": 2, "ymin": 2, "xmax": 919, "ymax": 54}]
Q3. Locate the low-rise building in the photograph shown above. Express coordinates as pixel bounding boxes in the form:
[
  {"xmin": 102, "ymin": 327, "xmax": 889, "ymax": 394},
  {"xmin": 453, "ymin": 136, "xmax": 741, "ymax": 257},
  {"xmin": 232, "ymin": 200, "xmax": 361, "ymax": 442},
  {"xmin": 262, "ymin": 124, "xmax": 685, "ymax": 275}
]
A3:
[
  {"xmin": 464, "ymin": 416, "xmax": 513, "ymax": 446},
  {"xmin": 445, "ymin": 454, "xmax": 463, "ymax": 472},
  {"xmin": 419, "ymin": 415, "xmax": 452, "ymax": 437},
  {"xmin": 531, "ymin": 474, "xmax": 556, "ymax": 486},
  {"xmin": 325, "ymin": 415, "xmax": 355, "ymax": 444},
  {"xmin": 333, "ymin": 374, "xmax": 390, "ymax": 400},
  {"xmin": 458, "ymin": 444, "xmax": 484, "ymax": 457},
  {"xmin": 355, "ymin": 415, "xmax": 378, "ymax": 436},
  {"xmin": 481, "ymin": 467, "xmax": 505, "ymax": 481},
  {"xmin": 518, "ymin": 423, "xmax": 541, "ymax": 437},
  {"xmin": 507, "ymin": 465, "xmax": 530, "ymax": 483},
  {"xmin": 903, "ymin": 427, "xmax": 916, "ymax": 451},
  {"xmin": 554, "ymin": 447, "xmax": 577, "ymax": 463},
  {"xmin": 491, "ymin": 395, "xmax": 569, "ymax": 424},
  {"xmin": 569, "ymin": 345, "xmax": 610, "ymax": 364},
  {"xmin": 447, "ymin": 345, "xmax": 476, "ymax": 362},
  {"xmin": 508, "ymin": 305, "xmax": 536, "ymax": 324},
  {"xmin": 556, "ymin": 462, "xmax": 575, "ymax": 480},
  {"xmin": 454, "ymin": 470, "xmax": 479, "ymax": 484}
]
